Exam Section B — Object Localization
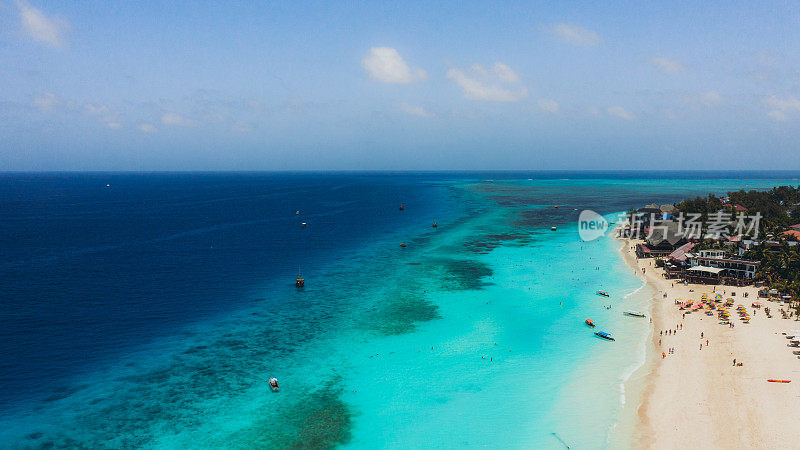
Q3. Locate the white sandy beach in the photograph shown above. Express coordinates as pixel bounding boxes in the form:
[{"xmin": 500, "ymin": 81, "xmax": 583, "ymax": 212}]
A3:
[{"xmin": 619, "ymin": 238, "xmax": 800, "ymax": 449}]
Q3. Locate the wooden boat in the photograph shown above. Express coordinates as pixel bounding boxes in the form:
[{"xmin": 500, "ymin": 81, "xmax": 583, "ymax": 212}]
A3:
[
  {"xmin": 624, "ymin": 310, "xmax": 646, "ymax": 318},
  {"xmin": 595, "ymin": 331, "xmax": 615, "ymax": 341},
  {"xmin": 585, "ymin": 319, "xmax": 595, "ymax": 328},
  {"xmin": 596, "ymin": 290, "xmax": 610, "ymax": 297}
]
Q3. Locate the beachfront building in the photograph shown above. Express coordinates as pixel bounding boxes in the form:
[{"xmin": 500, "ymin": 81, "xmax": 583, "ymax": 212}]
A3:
[
  {"xmin": 622, "ymin": 203, "xmax": 680, "ymax": 240},
  {"xmin": 636, "ymin": 220, "xmax": 688, "ymax": 258},
  {"xmin": 782, "ymin": 229, "xmax": 800, "ymax": 241},
  {"xmin": 663, "ymin": 242, "xmax": 695, "ymax": 278},
  {"xmin": 683, "ymin": 249, "xmax": 760, "ymax": 285}
]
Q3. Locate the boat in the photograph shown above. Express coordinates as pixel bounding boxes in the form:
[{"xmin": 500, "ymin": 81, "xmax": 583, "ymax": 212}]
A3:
[
  {"xmin": 432, "ymin": 222, "xmax": 438, "ymax": 228},
  {"xmin": 269, "ymin": 377, "xmax": 280, "ymax": 391},
  {"xmin": 399, "ymin": 205, "xmax": 405, "ymax": 211},
  {"xmin": 295, "ymin": 271, "xmax": 305, "ymax": 288},
  {"xmin": 595, "ymin": 331, "xmax": 615, "ymax": 341},
  {"xmin": 400, "ymin": 243, "xmax": 407, "ymax": 248},
  {"xmin": 550, "ymin": 226, "xmax": 557, "ymax": 231},
  {"xmin": 585, "ymin": 319, "xmax": 595, "ymax": 328},
  {"xmin": 596, "ymin": 290, "xmax": 610, "ymax": 297},
  {"xmin": 624, "ymin": 310, "xmax": 646, "ymax": 318},
  {"xmin": 301, "ymin": 222, "xmax": 307, "ymax": 227}
]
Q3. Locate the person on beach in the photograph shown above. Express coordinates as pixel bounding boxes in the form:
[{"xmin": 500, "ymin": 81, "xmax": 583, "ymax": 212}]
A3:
[
  {"xmin": 706, "ymin": 340, "xmax": 708, "ymax": 346},
  {"xmin": 733, "ymin": 358, "xmax": 736, "ymax": 366}
]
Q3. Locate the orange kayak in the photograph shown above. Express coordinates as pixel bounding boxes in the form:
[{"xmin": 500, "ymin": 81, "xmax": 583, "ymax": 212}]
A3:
[{"xmin": 585, "ymin": 319, "xmax": 595, "ymax": 328}]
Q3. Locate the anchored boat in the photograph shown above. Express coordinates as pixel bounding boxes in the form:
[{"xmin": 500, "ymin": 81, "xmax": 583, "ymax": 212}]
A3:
[
  {"xmin": 596, "ymin": 290, "xmax": 610, "ymax": 297},
  {"xmin": 595, "ymin": 331, "xmax": 615, "ymax": 341},
  {"xmin": 624, "ymin": 310, "xmax": 646, "ymax": 318},
  {"xmin": 585, "ymin": 319, "xmax": 595, "ymax": 328}
]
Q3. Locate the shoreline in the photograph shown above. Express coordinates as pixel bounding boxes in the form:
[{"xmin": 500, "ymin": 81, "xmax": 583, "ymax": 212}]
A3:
[{"xmin": 617, "ymin": 236, "xmax": 800, "ymax": 449}]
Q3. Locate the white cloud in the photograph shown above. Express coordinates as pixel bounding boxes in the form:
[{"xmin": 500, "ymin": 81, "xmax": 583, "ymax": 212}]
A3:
[
  {"xmin": 84, "ymin": 104, "xmax": 109, "ymax": 116},
  {"xmin": 32, "ymin": 92, "xmax": 60, "ymax": 113},
  {"xmin": 85, "ymin": 103, "xmax": 121, "ymax": 129},
  {"xmin": 607, "ymin": 106, "xmax": 636, "ymax": 121},
  {"xmin": 537, "ymin": 98, "xmax": 560, "ymax": 114},
  {"xmin": 764, "ymin": 95, "xmax": 800, "ymax": 121},
  {"xmin": 447, "ymin": 63, "xmax": 528, "ymax": 102},
  {"xmin": 551, "ymin": 23, "xmax": 600, "ymax": 47},
  {"xmin": 161, "ymin": 112, "xmax": 196, "ymax": 127},
  {"xmin": 16, "ymin": 0, "xmax": 69, "ymax": 48},
  {"xmin": 493, "ymin": 62, "xmax": 520, "ymax": 83},
  {"xmin": 362, "ymin": 47, "xmax": 427, "ymax": 84},
  {"xmin": 650, "ymin": 56, "xmax": 686, "ymax": 74},
  {"xmin": 400, "ymin": 102, "xmax": 434, "ymax": 118},
  {"xmin": 137, "ymin": 123, "xmax": 157, "ymax": 133}
]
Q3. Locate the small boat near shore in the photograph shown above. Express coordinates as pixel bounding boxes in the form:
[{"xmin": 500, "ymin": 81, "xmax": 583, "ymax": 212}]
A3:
[
  {"xmin": 596, "ymin": 290, "xmax": 610, "ymax": 297},
  {"xmin": 585, "ymin": 319, "xmax": 595, "ymax": 328},
  {"xmin": 623, "ymin": 310, "xmax": 646, "ymax": 318},
  {"xmin": 595, "ymin": 331, "xmax": 615, "ymax": 341}
]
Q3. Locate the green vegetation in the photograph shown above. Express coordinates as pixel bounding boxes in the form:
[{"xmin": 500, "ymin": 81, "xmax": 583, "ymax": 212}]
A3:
[{"xmin": 675, "ymin": 185, "xmax": 800, "ymax": 236}]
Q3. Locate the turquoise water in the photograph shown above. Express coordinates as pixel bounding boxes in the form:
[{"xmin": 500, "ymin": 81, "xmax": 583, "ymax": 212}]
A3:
[{"xmin": 2, "ymin": 173, "xmax": 799, "ymax": 448}]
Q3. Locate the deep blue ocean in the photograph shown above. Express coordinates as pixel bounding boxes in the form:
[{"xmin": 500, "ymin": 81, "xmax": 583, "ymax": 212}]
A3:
[
  {"xmin": 2, "ymin": 171, "xmax": 799, "ymax": 448},
  {"xmin": 0, "ymin": 172, "xmax": 462, "ymax": 405}
]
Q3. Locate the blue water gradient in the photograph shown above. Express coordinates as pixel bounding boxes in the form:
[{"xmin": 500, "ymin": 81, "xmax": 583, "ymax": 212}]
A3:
[{"xmin": 1, "ymin": 171, "xmax": 799, "ymax": 448}]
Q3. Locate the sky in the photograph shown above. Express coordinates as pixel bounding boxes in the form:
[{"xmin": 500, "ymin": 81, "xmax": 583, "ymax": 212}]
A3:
[{"xmin": 1, "ymin": 0, "xmax": 800, "ymax": 171}]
